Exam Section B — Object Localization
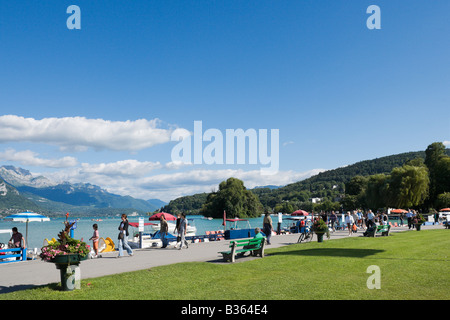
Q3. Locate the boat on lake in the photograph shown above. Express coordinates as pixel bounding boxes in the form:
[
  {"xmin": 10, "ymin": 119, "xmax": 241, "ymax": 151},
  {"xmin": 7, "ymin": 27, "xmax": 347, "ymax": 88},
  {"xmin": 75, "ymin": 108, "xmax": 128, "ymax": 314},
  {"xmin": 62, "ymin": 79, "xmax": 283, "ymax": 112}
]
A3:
[{"xmin": 223, "ymin": 218, "xmax": 256, "ymax": 240}]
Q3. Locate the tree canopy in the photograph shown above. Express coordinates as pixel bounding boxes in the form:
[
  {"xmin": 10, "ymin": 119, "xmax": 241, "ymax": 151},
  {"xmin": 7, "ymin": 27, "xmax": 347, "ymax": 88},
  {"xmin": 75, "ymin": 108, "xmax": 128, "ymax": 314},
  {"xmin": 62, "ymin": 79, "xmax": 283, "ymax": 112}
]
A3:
[{"xmin": 200, "ymin": 177, "xmax": 263, "ymax": 218}]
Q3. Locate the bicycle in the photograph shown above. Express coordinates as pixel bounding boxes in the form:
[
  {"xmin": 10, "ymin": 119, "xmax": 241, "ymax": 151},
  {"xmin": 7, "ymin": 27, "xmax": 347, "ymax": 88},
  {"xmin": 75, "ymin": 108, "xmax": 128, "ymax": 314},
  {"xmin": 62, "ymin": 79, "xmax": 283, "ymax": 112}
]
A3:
[{"xmin": 297, "ymin": 225, "xmax": 313, "ymax": 243}]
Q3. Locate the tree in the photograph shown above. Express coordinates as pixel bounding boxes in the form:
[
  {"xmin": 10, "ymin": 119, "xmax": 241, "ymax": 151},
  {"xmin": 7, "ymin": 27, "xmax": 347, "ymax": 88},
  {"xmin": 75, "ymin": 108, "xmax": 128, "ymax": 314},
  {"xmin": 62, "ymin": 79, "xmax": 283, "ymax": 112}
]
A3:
[
  {"xmin": 200, "ymin": 177, "xmax": 263, "ymax": 218},
  {"xmin": 435, "ymin": 192, "xmax": 450, "ymax": 210},
  {"xmin": 345, "ymin": 175, "xmax": 368, "ymax": 196},
  {"xmin": 364, "ymin": 174, "xmax": 389, "ymax": 210},
  {"xmin": 386, "ymin": 165, "xmax": 429, "ymax": 208},
  {"xmin": 434, "ymin": 156, "xmax": 450, "ymax": 198},
  {"xmin": 425, "ymin": 142, "xmax": 446, "ymax": 205}
]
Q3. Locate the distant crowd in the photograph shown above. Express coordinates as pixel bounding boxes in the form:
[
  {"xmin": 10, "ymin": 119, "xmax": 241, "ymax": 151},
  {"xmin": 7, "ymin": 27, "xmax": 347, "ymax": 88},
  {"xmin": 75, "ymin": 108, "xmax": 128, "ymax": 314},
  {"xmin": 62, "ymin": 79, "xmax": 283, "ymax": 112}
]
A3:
[{"xmin": 310, "ymin": 209, "xmax": 433, "ymax": 236}]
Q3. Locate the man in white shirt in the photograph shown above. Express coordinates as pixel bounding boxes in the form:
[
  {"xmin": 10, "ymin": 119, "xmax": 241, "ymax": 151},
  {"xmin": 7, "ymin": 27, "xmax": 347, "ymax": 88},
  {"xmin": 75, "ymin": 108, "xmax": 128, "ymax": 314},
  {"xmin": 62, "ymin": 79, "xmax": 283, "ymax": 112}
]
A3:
[
  {"xmin": 367, "ymin": 210, "xmax": 375, "ymax": 228},
  {"xmin": 406, "ymin": 210, "xmax": 413, "ymax": 229},
  {"xmin": 345, "ymin": 212, "xmax": 354, "ymax": 236}
]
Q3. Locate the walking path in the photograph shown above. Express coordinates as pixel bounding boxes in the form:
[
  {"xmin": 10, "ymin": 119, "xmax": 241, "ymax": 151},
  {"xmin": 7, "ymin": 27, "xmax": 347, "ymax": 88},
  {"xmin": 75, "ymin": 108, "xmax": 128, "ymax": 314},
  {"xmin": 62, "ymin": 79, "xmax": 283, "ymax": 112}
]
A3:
[{"xmin": 0, "ymin": 224, "xmax": 443, "ymax": 294}]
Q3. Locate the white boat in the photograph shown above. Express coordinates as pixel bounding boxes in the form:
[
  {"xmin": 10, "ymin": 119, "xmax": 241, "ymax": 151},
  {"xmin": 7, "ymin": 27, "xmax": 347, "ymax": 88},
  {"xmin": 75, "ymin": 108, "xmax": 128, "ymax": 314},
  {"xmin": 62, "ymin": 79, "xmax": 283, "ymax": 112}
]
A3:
[{"xmin": 150, "ymin": 221, "xmax": 196, "ymax": 237}]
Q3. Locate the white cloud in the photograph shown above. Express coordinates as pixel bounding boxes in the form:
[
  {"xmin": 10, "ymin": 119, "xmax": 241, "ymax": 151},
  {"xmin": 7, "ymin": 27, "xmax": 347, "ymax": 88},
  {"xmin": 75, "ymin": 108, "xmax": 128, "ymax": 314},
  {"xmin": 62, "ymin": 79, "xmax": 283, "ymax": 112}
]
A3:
[
  {"xmin": 443, "ymin": 141, "xmax": 450, "ymax": 147},
  {"xmin": 80, "ymin": 159, "xmax": 162, "ymax": 177},
  {"xmin": 283, "ymin": 141, "xmax": 294, "ymax": 147},
  {"xmin": 48, "ymin": 164, "xmax": 323, "ymax": 201},
  {"xmin": 0, "ymin": 115, "xmax": 179, "ymax": 151},
  {"xmin": 0, "ymin": 148, "xmax": 78, "ymax": 168}
]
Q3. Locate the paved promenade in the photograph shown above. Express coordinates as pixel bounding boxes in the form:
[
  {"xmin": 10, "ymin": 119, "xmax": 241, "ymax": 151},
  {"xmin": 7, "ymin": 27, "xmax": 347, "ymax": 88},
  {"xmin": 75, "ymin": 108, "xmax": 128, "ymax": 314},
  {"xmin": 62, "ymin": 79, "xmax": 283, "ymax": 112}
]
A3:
[{"xmin": 0, "ymin": 224, "xmax": 443, "ymax": 294}]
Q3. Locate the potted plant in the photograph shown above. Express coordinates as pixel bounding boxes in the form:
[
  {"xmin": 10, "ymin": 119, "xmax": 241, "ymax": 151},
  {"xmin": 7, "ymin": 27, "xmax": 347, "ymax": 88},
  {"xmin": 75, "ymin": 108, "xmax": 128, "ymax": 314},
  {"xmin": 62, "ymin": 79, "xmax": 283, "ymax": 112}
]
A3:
[
  {"xmin": 412, "ymin": 213, "xmax": 426, "ymax": 231},
  {"xmin": 40, "ymin": 218, "xmax": 90, "ymax": 291},
  {"xmin": 312, "ymin": 218, "xmax": 330, "ymax": 242}
]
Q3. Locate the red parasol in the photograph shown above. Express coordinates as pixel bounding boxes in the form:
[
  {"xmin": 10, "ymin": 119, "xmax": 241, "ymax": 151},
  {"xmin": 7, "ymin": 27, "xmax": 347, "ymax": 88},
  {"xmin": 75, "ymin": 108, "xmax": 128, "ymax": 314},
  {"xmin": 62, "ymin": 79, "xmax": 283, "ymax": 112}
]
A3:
[
  {"xmin": 148, "ymin": 212, "xmax": 176, "ymax": 221},
  {"xmin": 439, "ymin": 208, "xmax": 450, "ymax": 212},
  {"xmin": 291, "ymin": 209, "xmax": 309, "ymax": 216},
  {"xmin": 390, "ymin": 209, "xmax": 408, "ymax": 214}
]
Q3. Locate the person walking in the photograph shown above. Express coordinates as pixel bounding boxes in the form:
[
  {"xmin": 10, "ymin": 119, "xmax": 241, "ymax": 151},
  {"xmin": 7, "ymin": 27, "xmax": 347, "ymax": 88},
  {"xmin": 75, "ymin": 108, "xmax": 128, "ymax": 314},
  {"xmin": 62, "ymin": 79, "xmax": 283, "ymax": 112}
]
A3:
[
  {"xmin": 263, "ymin": 212, "xmax": 273, "ymax": 245},
  {"xmin": 367, "ymin": 210, "xmax": 375, "ymax": 228},
  {"xmin": 89, "ymin": 223, "xmax": 100, "ymax": 258},
  {"xmin": 176, "ymin": 213, "xmax": 189, "ymax": 250},
  {"xmin": 160, "ymin": 215, "xmax": 169, "ymax": 248},
  {"xmin": 345, "ymin": 211, "xmax": 354, "ymax": 236},
  {"xmin": 117, "ymin": 214, "xmax": 133, "ymax": 257},
  {"xmin": 406, "ymin": 209, "xmax": 413, "ymax": 229},
  {"xmin": 330, "ymin": 211, "xmax": 337, "ymax": 232}
]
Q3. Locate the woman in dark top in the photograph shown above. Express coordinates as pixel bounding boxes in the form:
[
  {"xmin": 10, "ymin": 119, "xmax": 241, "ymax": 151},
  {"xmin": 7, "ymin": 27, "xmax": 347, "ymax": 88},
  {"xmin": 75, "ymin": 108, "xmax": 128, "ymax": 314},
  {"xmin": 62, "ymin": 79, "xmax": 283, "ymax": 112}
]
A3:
[{"xmin": 117, "ymin": 214, "xmax": 133, "ymax": 258}]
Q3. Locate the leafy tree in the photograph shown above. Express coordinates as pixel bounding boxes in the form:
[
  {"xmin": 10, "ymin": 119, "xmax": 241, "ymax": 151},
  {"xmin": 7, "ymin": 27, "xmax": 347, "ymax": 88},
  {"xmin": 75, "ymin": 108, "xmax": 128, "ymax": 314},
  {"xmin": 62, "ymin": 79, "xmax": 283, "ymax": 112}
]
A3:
[
  {"xmin": 434, "ymin": 156, "xmax": 450, "ymax": 198},
  {"xmin": 386, "ymin": 165, "xmax": 429, "ymax": 208},
  {"xmin": 364, "ymin": 174, "xmax": 389, "ymax": 210},
  {"xmin": 200, "ymin": 177, "xmax": 263, "ymax": 218},
  {"xmin": 435, "ymin": 192, "xmax": 450, "ymax": 209},
  {"xmin": 425, "ymin": 142, "xmax": 446, "ymax": 205}
]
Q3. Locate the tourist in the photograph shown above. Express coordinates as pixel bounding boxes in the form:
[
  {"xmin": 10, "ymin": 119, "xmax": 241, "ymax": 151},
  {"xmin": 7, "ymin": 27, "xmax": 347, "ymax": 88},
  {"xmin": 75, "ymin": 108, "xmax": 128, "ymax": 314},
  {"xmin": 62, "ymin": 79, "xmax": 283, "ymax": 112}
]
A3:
[
  {"xmin": 399, "ymin": 213, "xmax": 404, "ymax": 226},
  {"xmin": 381, "ymin": 212, "xmax": 388, "ymax": 225},
  {"xmin": 89, "ymin": 224, "xmax": 100, "ymax": 258},
  {"xmin": 357, "ymin": 210, "xmax": 365, "ymax": 230},
  {"xmin": 434, "ymin": 212, "xmax": 439, "ymax": 225},
  {"xmin": 254, "ymin": 227, "xmax": 264, "ymax": 239},
  {"xmin": 345, "ymin": 211, "xmax": 354, "ymax": 236},
  {"xmin": 160, "ymin": 215, "xmax": 169, "ymax": 248},
  {"xmin": 406, "ymin": 209, "xmax": 413, "ymax": 229},
  {"xmin": 263, "ymin": 212, "xmax": 273, "ymax": 245},
  {"xmin": 176, "ymin": 213, "xmax": 189, "ymax": 250},
  {"xmin": 352, "ymin": 211, "xmax": 359, "ymax": 229},
  {"xmin": 117, "ymin": 214, "xmax": 133, "ymax": 257},
  {"xmin": 367, "ymin": 210, "xmax": 375, "ymax": 228},
  {"xmin": 330, "ymin": 211, "xmax": 337, "ymax": 232},
  {"xmin": 9, "ymin": 227, "xmax": 25, "ymax": 260}
]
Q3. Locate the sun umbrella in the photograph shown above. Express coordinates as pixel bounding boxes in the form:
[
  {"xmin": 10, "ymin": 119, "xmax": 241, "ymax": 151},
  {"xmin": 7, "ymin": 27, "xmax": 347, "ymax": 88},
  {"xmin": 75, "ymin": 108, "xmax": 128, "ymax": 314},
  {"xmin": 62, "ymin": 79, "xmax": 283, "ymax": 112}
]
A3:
[
  {"xmin": 148, "ymin": 212, "xmax": 176, "ymax": 221},
  {"xmin": 4, "ymin": 211, "xmax": 50, "ymax": 247},
  {"xmin": 390, "ymin": 209, "xmax": 408, "ymax": 214},
  {"xmin": 439, "ymin": 208, "xmax": 450, "ymax": 212},
  {"xmin": 291, "ymin": 209, "xmax": 309, "ymax": 216}
]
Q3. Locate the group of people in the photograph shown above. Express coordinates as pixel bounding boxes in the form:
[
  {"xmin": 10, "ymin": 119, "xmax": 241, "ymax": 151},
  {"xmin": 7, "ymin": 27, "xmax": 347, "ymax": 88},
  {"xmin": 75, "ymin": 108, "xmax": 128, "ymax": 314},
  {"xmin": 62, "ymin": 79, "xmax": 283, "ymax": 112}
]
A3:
[
  {"xmin": 307, "ymin": 210, "xmax": 391, "ymax": 236},
  {"xmin": 159, "ymin": 213, "xmax": 189, "ymax": 250},
  {"xmin": 112, "ymin": 212, "xmax": 191, "ymax": 258}
]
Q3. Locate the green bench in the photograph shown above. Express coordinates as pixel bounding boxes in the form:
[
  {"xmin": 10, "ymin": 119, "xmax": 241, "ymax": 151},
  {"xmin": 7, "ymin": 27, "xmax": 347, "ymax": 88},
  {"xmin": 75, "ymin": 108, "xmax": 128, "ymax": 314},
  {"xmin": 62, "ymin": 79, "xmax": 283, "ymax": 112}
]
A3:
[
  {"xmin": 219, "ymin": 237, "xmax": 266, "ymax": 263},
  {"xmin": 367, "ymin": 224, "xmax": 390, "ymax": 237}
]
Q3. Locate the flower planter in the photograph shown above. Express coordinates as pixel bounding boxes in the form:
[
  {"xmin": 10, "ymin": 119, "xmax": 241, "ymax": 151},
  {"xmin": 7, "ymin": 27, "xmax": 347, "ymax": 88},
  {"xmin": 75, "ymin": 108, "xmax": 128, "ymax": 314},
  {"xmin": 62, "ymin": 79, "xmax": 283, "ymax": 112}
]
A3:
[
  {"xmin": 51, "ymin": 253, "xmax": 88, "ymax": 265},
  {"xmin": 49, "ymin": 254, "xmax": 88, "ymax": 291},
  {"xmin": 315, "ymin": 232, "xmax": 325, "ymax": 243},
  {"xmin": 415, "ymin": 223, "xmax": 422, "ymax": 231}
]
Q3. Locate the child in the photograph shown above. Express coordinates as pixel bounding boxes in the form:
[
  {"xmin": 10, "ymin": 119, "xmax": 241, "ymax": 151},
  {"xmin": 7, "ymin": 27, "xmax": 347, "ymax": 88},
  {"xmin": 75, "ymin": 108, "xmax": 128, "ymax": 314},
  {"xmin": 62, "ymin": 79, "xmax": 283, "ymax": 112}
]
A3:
[{"xmin": 89, "ymin": 224, "xmax": 100, "ymax": 258}]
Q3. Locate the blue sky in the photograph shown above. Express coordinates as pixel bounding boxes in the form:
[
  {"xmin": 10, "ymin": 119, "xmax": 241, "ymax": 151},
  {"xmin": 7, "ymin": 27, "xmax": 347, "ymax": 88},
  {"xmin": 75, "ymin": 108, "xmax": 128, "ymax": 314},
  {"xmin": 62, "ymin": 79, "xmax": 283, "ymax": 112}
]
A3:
[{"xmin": 0, "ymin": 1, "xmax": 449, "ymax": 202}]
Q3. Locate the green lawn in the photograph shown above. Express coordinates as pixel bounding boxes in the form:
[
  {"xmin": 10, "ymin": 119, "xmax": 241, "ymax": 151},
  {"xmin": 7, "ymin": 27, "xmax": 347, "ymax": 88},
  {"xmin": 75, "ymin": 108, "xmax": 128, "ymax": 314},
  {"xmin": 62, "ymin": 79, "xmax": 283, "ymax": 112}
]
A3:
[{"xmin": 1, "ymin": 229, "xmax": 449, "ymax": 300}]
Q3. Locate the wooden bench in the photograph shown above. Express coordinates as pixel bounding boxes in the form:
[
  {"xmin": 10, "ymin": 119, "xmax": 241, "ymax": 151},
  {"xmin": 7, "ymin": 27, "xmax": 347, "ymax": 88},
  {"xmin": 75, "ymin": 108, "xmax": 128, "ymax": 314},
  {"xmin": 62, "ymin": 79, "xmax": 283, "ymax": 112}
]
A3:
[
  {"xmin": 219, "ymin": 237, "xmax": 266, "ymax": 263},
  {"xmin": 0, "ymin": 247, "xmax": 27, "ymax": 264},
  {"xmin": 365, "ymin": 225, "xmax": 390, "ymax": 237}
]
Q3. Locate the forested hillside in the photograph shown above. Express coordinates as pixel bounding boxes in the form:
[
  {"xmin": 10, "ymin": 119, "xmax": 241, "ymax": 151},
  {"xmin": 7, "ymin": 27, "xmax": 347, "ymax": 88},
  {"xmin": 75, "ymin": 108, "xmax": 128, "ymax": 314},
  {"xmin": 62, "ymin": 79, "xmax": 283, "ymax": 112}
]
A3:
[{"xmin": 162, "ymin": 148, "xmax": 450, "ymax": 214}]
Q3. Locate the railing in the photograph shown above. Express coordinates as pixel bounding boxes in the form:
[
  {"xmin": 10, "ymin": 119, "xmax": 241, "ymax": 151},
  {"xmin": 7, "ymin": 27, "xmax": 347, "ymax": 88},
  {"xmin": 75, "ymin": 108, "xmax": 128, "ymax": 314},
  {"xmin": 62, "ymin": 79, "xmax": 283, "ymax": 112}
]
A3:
[{"xmin": 0, "ymin": 247, "xmax": 27, "ymax": 264}]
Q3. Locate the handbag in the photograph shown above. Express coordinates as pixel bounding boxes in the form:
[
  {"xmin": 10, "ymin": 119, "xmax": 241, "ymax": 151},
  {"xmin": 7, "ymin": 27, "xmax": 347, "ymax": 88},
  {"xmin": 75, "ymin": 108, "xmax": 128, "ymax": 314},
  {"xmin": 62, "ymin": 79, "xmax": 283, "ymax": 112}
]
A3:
[{"xmin": 118, "ymin": 231, "xmax": 124, "ymax": 240}]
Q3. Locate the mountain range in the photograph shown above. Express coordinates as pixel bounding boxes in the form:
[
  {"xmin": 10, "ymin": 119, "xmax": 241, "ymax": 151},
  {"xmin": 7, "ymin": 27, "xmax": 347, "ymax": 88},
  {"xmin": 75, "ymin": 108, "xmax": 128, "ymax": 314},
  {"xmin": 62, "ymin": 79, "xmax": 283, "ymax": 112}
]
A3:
[
  {"xmin": 0, "ymin": 166, "xmax": 166, "ymax": 216},
  {"xmin": 2, "ymin": 148, "xmax": 449, "ymax": 217}
]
